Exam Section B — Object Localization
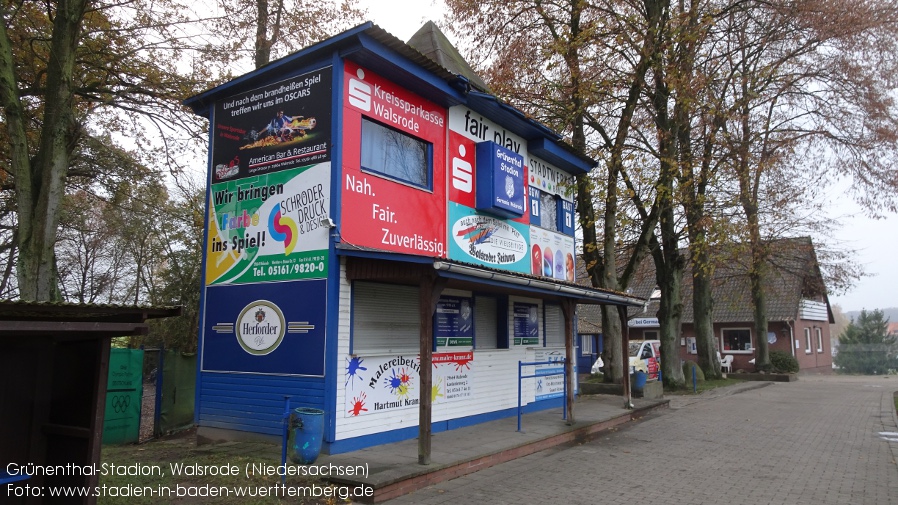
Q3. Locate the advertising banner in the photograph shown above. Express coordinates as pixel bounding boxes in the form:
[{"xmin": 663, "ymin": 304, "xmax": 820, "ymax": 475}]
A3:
[
  {"xmin": 205, "ymin": 163, "xmax": 330, "ymax": 285},
  {"xmin": 513, "ymin": 302, "xmax": 540, "ymax": 346},
  {"xmin": 201, "ymin": 282, "xmax": 326, "ymax": 376},
  {"xmin": 343, "ymin": 352, "xmax": 473, "ymax": 417},
  {"xmin": 341, "ymin": 62, "xmax": 447, "ymax": 258},
  {"xmin": 527, "ymin": 155, "xmax": 575, "ymax": 201},
  {"xmin": 211, "ymin": 68, "xmax": 332, "ymax": 182},
  {"xmin": 534, "ymin": 348, "xmax": 565, "ymax": 401},
  {"xmin": 529, "ymin": 227, "xmax": 576, "ymax": 281},
  {"xmin": 448, "ymin": 203, "xmax": 530, "ymax": 273},
  {"xmin": 435, "ymin": 295, "xmax": 473, "ymax": 347}
]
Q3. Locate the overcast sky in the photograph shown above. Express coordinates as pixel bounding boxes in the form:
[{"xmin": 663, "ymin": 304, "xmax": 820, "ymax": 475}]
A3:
[{"xmin": 354, "ymin": 0, "xmax": 898, "ymax": 313}]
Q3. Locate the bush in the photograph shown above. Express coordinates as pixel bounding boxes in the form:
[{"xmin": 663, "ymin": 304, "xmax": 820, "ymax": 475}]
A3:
[
  {"xmin": 682, "ymin": 360, "xmax": 705, "ymax": 382},
  {"xmin": 770, "ymin": 350, "xmax": 799, "ymax": 373}
]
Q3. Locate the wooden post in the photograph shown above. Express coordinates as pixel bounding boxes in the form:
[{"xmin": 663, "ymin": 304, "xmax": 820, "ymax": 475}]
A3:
[
  {"xmin": 618, "ymin": 305, "xmax": 631, "ymax": 405},
  {"xmin": 561, "ymin": 299, "xmax": 576, "ymax": 425},
  {"xmin": 418, "ymin": 274, "xmax": 445, "ymax": 465}
]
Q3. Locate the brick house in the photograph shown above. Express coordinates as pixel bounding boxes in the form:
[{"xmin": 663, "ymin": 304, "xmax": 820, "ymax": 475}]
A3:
[{"xmin": 577, "ymin": 237, "xmax": 835, "ymax": 374}]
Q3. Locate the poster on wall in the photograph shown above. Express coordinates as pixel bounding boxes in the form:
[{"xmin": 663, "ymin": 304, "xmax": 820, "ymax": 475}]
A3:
[
  {"xmin": 340, "ymin": 61, "xmax": 447, "ymax": 258},
  {"xmin": 529, "ymin": 227, "xmax": 575, "ymax": 281},
  {"xmin": 533, "ymin": 348, "xmax": 565, "ymax": 401},
  {"xmin": 448, "ymin": 203, "xmax": 530, "ymax": 274},
  {"xmin": 202, "ymin": 281, "xmax": 327, "ymax": 376},
  {"xmin": 435, "ymin": 295, "xmax": 473, "ymax": 347},
  {"xmin": 205, "ymin": 163, "xmax": 330, "ymax": 285},
  {"xmin": 513, "ymin": 302, "xmax": 540, "ymax": 346},
  {"xmin": 211, "ymin": 68, "xmax": 332, "ymax": 182},
  {"xmin": 343, "ymin": 352, "xmax": 473, "ymax": 417}
]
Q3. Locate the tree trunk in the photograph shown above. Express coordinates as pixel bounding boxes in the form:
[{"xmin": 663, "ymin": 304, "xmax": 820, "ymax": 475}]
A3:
[{"xmin": 4, "ymin": 0, "xmax": 88, "ymax": 301}]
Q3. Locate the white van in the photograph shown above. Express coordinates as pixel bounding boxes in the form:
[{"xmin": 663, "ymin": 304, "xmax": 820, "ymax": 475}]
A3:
[{"xmin": 591, "ymin": 340, "xmax": 661, "ymax": 379}]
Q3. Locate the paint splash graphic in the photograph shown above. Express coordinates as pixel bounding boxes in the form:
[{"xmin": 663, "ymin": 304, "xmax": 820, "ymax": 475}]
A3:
[
  {"xmin": 432, "ymin": 377, "xmax": 444, "ymax": 403},
  {"xmin": 452, "ymin": 356, "xmax": 473, "ymax": 372},
  {"xmin": 344, "ymin": 356, "xmax": 367, "ymax": 388},
  {"xmin": 383, "ymin": 367, "xmax": 413, "ymax": 399},
  {"xmin": 348, "ymin": 391, "xmax": 368, "ymax": 416},
  {"xmin": 268, "ymin": 209, "xmax": 298, "ymax": 255},
  {"xmin": 456, "ymin": 224, "xmax": 496, "ymax": 245}
]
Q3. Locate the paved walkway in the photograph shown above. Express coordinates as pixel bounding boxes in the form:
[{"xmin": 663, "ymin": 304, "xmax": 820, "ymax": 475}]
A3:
[{"xmin": 386, "ymin": 375, "xmax": 898, "ymax": 505}]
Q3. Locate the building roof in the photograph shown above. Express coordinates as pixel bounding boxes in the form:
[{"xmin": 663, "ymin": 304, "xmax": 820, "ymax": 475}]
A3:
[
  {"xmin": 184, "ymin": 22, "xmax": 596, "ymax": 175},
  {"xmin": 577, "ymin": 237, "xmax": 832, "ymax": 330},
  {"xmin": 406, "ymin": 21, "xmax": 491, "ymax": 93}
]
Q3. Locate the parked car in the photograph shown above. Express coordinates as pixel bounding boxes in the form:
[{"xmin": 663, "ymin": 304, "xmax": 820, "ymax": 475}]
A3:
[{"xmin": 590, "ymin": 340, "xmax": 661, "ymax": 379}]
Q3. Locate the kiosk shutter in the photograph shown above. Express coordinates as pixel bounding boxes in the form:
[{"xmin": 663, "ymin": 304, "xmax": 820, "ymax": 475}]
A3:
[
  {"xmin": 545, "ymin": 304, "xmax": 564, "ymax": 347},
  {"xmin": 352, "ymin": 282, "xmax": 420, "ymax": 354},
  {"xmin": 474, "ymin": 296, "xmax": 498, "ymax": 349}
]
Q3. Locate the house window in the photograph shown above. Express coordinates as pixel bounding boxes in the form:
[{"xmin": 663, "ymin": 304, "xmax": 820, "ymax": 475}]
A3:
[
  {"xmin": 721, "ymin": 328, "xmax": 752, "ymax": 353},
  {"xmin": 816, "ymin": 328, "xmax": 823, "ymax": 353},
  {"xmin": 580, "ymin": 334, "xmax": 593, "ymax": 355},
  {"xmin": 804, "ymin": 328, "xmax": 812, "ymax": 354},
  {"xmin": 361, "ymin": 117, "xmax": 431, "ymax": 189}
]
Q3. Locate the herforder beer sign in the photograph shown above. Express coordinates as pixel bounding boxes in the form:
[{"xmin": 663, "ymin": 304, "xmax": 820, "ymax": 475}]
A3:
[{"xmin": 236, "ymin": 300, "xmax": 285, "ymax": 355}]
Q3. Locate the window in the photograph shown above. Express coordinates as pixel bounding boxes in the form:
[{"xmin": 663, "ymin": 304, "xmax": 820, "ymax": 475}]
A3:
[
  {"xmin": 580, "ymin": 334, "xmax": 593, "ymax": 355},
  {"xmin": 644, "ymin": 330, "xmax": 659, "ymax": 341},
  {"xmin": 804, "ymin": 328, "xmax": 812, "ymax": 354},
  {"xmin": 721, "ymin": 328, "xmax": 752, "ymax": 353},
  {"xmin": 539, "ymin": 191, "xmax": 558, "ymax": 232},
  {"xmin": 361, "ymin": 118, "xmax": 430, "ymax": 188},
  {"xmin": 815, "ymin": 327, "xmax": 823, "ymax": 353}
]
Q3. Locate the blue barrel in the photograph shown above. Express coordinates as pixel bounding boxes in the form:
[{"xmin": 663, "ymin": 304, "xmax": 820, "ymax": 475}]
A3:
[
  {"xmin": 632, "ymin": 371, "xmax": 648, "ymax": 392},
  {"xmin": 288, "ymin": 408, "xmax": 325, "ymax": 464}
]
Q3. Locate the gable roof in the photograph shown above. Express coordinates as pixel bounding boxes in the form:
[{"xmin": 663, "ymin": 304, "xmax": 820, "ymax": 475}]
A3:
[
  {"xmin": 577, "ymin": 237, "xmax": 832, "ymax": 330},
  {"xmin": 406, "ymin": 21, "xmax": 491, "ymax": 93}
]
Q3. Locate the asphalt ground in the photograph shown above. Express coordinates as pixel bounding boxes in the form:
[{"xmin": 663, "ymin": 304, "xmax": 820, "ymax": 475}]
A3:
[{"xmin": 385, "ymin": 375, "xmax": 898, "ymax": 505}]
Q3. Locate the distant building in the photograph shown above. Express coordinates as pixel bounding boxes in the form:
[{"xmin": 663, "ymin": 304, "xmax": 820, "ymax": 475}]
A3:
[{"xmin": 578, "ymin": 237, "xmax": 835, "ymax": 373}]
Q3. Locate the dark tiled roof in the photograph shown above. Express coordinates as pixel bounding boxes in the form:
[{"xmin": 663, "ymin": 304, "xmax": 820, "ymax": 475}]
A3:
[
  {"xmin": 576, "ymin": 237, "xmax": 829, "ymax": 330},
  {"xmin": 406, "ymin": 21, "xmax": 491, "ymax": 92}
]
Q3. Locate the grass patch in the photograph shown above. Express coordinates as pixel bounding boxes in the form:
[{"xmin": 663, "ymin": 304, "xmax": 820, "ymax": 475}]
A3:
[
  {"xmin": 98, "ymin": 433, "xmax": 354, "ymax": 504},
  {"xmin": 584, "ymin": 373, "xmax": 605, "ymax": 383},
  {"xmin": 665, "ymin": 377, "xmax": 746, "ymax": 395}
]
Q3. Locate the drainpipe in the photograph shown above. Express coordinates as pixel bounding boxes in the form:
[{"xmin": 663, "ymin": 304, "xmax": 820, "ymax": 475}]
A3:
[{"xmin": 786, "ymin": 319, "xmax": 795, "ymax": 358}]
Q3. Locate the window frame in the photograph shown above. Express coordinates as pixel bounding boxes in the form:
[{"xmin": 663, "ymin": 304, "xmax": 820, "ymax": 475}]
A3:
[
  {"xmin": 360, "ymin": 117, "xmax": 433, "ymax": 190},
  {"xmin": 804, "ymin": 327, "xmax": 812, "ymax": 354},
  {"xmin": 720, "ymin": 327, "xmax": 753, "ymax": 354},
  {"xmin": 815, "ymin": 327, "xmax": 823, "ymax": 353}
]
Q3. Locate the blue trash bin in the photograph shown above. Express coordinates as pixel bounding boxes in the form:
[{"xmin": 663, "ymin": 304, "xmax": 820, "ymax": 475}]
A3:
[
  {"xmin": 288, "ymin": 408, "xmax": 325, "ymax": 465},
  {"xmin": 632, "ymin": 371, "xmax": 647, "ymax": 392}
]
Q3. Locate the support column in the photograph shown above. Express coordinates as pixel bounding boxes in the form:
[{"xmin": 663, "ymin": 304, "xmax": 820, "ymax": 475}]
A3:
[
  {"xmin": 618, "ymin": 305, "xmax": 631, "ymax": 406},
  {"xmin": 418, "ymin": 274, "xmax": 446, "ymax": 465},
  {"xmin": 560, "ymin": 299, "xmax": 576, "ymax": 425}
]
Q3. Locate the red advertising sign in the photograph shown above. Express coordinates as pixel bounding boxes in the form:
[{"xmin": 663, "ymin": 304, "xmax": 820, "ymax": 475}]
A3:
[{"xmin": 341, "ymin": 62, "xmax": 447, "ymax": 257}]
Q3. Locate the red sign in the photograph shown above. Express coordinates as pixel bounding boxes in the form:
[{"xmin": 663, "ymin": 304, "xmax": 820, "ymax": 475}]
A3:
[{"xmin": 341, "ymin": 62, "xmax": 447, "ymax": 257}]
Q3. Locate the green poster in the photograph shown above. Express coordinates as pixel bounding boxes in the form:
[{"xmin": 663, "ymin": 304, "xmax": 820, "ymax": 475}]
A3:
[{"xmin": 205, "ymin": 163, "xmax": 331, "ymax": 285}]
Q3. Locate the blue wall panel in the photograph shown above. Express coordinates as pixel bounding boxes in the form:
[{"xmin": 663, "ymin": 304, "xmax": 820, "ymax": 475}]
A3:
[{"xmin": 198, "ymin": 373, "xmax": 326, "ymax": 436}]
